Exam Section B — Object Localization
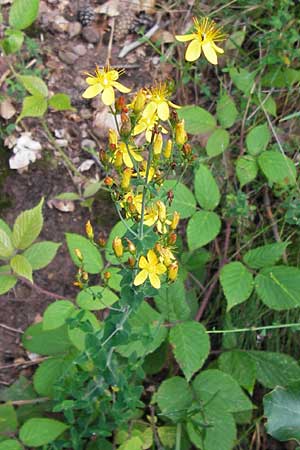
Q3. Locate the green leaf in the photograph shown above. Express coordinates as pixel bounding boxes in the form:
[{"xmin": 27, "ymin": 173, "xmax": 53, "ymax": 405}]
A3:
[
  {"xmin": 218, "ymin": 350, "xmax": 257, "ymax": 394},
  {"xmin": 225, "ymin": 30, "xmax": 246, "ymax": 50},
  {"xmin": 178, "ymin": 106, "xmax": 216, "ymax": 135},
  {"xmin": 33, "ymin": 357, "xmax": 66, "ymax": 396},
  {"xmin": 155, "ymin": 377, "xmax": 193, "ymax": 422},
  {"xmin": 0, "ymin": 219, "xmax": 12, "ymax": 239},
  {"xmin": 0, "ymin": 440, "xmax": 22, "ymax": 450},
  {"xmin": 206, "ymin": 128, "xmax": 230, "ymax": 157},
  {"xmin": 264, "ymin": 382, "xmax": 300, "ymax": 442},
  {"xmin": 255, "ymin": 265, "xmax": 300, "ymax": 310},
  {"xmin": 118, "ymin": 437, "xmax": 143, "ymax": 450},
  {"xmin": 67, "ymin": 310, "xmax": 100, "ymax": 351},
  {"xmin": 18, "ymin": 75, "xmax": 48, "ymax": 97},
  {"xmin": 10, "ymin": 254, "xmax": 33, "ymax": 282},
  {"xmin": 18, "ymin": 95, "xmax": 47, "ymax": 121},
  {"xmin": 43, "ymin": 300, "xmax": 76, "ymax": 330},
  {"xmin": 12, "ymin": 199, "xmax": 43, "ymax": 250},
  {"xmin": 246, "ymin": 123, "xmax": 270, "ymax": 156},
  {"xmin": 49, "ymin": 93, "xmax": 73, "ymax": 111},
  {"xmin": 157, "ymin": 427, "xmax": 176, "ymax": 449},
  {"xmin": 0, "ymin": 274, "xmax": 17, "ymax": 295},
  {"xmin": 187, "ymin": 405, "xmax": 236, "ymax": 450},
  {"xmin": 65, "ymin": 233, "xmax": 103, "ymax": 274},
  {"xmin": 0, "ymin": 404, "xmax": 18, "ymax": 433},
  {"xmin": 20, "ymin": 418, "xmax": 68, "ymax": 447},
  {"xmin": 193, "ymin": 369, "xmax": 253, "ymax": 413},
  {"xmin": 229, "ymin": 67, "xmax": 256, "ymax": 95},
  {"xmin": 263, "ymin": 95, "xmax": 277, "ymax": 117},
  {"xmin": 76, "ymin": 286, "xmax": 118, "ymax": 310},
  {"xmin": 187, "ymin": 211, "xmax": 221, "ymax": 251},
  {"xmin": 216, "ymin": 94, "xmax": 238, "ymax": 129},
  {"xmin": 159, "ymin": 180, "xmax": 196, "ymax": 219},
  {"xmin": 194, "ymin": 164, "xmax": 220, "ymax": 210},
  {"xmin": 83, "ymin": 181, "xmax": 102, "ymax": 198},
  {"xmin": 236, "ymin": 155, "xmax": 258, "ymax": 187},
  {"xmin": 9, "ymin": 0, "xmax": 39, "ymax": 30},
  {"xmin": 22, "ymin": 322, "xmax": 72, "ymax": 355},
  {"xmin": 258, "ymin": 151, "xmax": 296, "ymax": 185},
  {"xmin": 220, "ymin": 262, "xmax": 253, "ymax": 311},
  {"xmin": 243, "ymin": 242, "xmax": 288, "ymax": 269},
  {"xmin": 154, "ymin": 280, "xmax": 190, "ymax": 322},
  {"xmin": 55, "ymin": 192, "xmax": 81, "ymax": 201},
  {"xmin": 1, "ymin": 29, "xmax": 24, "ymax": 54},
  {"xmin": 23, "ymin": 241, "xmax": 61, "ymax": 270},
  {"xmin": 0, "ymin": 228, "xmax": 14, "ymax": 258},
  {"xmin": 248, "ymin": 351, "xmax": 300, "ymax": 388},
  {"xmin": 169, "ymin": 321, "xmax": 210, "ymax": 381}
]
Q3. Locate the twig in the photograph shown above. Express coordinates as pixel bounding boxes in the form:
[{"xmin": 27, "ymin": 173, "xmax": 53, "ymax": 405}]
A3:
[
  {"xmin": 10, "ymin": 397, "xmax": 49, "ymax": 406},
  {"xmin": 106, "ymin": 17, "xmax": 115, "ymax": 65},
  {"xmin": 19, "ymin": 276, "xmax": 69, "ymax": 300},
  {"xmin": 0, "ymin": 356, "xmax": 49, "ymax": 371},
  {"xmin": 118, "ymin": 23, "xmax": 160, "ymax": 58},
  {"xmin": 0, "ymin": 323, "xmax": 23, "ymax": 334}
]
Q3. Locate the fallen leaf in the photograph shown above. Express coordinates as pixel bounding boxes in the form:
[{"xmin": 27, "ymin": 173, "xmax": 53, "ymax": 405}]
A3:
[
  {"xmin": 78, "ymin": 159, "xmax": 95, "ymax": 172},
  {"xmin": 0, "ymin": 98, "xmax": 16, "ymax": 119},
  {"xmin": 47, "ymin": 198, "xmax": 75, "ymax": 212}
]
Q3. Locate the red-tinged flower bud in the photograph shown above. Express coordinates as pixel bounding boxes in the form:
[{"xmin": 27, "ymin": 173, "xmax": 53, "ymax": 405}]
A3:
[
  {"xmin": 168, "ymin": 261, "xmax": 178, "ymax": 282},
  {"xmin": 121, "ymin": 168, "xmax": 133, "ymax": 190},
  {"xmin": 153, "ymin": 132, "xmax": 163, "ymax": 155},
  {"xmin": 133, "ymin": 89, "xmax": 147, "ymax": 113},
  {"xmin": 74, "ymin": 248, "xmax": 83, "ymax": 261},
  {"xmin": 163, "ymin": 139, "xmax": 173, "ymax": 159},
  {"xmin": 99, "ymin": 149, "xmax": 108, "ymax": 164},
  {"xmin": 175, "ymin": 120, "xmax": 187, "ymax": 145},
  {"xmin": 120, "ymin": 114, "xmax": 131, "ymax": 137},
  {"xmin": 115, "ymin": 96, "xmax": 126, "ymax": 113},
  {"xmin": 98, "ymin": 236, "xmax": 107, "ymax": 247},
  {"xmin": 126, "ymin": 238, "xmax": 136, "ymax": 255},
  {"xmin": 182, "ymin": 143, "xmax": 192, "ymax": 156},
  {"xmin": 170, "ymin": 211, "xmax": 180, "ymax": 230},
  {"xmin": 112, "ymin": 237, "xmax": 123, "ymax": 258},
  {"xmin": 85, "ymin": 220, "xmax": 94, "ymax": 240},
  {"xmin": 114, "ymin": 151, "xmax": 123, "ymax": 168},
  {"xmin": 104, "ymin": 176, "xmax": 114, "ymax": 187},
  {"xmin": 168, "ymin": 232, "xmax": 177, "ymax": 245},
  {"xmin": 104, "ymin": 271, "xmax": 111, "ymax": 280},
  {"xmin": 128, "ymin": 256, "xmax": 136, "ymax": 268}
]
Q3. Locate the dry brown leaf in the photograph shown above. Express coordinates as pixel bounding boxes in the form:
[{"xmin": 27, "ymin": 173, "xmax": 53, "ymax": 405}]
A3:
[
  {"xmin": 0, "ymin": 99, "xmax": 16, "ymax": 120},
  {"xmin": 47, "ymin": 198, "xmax": 75, "ymax": 212}
]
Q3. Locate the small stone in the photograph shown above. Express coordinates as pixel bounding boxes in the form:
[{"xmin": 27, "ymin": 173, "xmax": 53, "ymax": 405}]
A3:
[
  {"xmin": 68, "ymin": 21, "xmax": 82, "ymax": 38},
  {"xmin": 53, "ymin": 15, "xmax": 69, "ymax": 33},
  {"xmin": 82, "ymin": 26, "xmax": 99, "ymax": 44},
  {"xmin": 80, "ymin": 108, "xmax": 93, "ymax": 120},
  {"xmin": 73, "ymin": 44, "xmax": 87, "ymax": 56},
  {"xmin": 81, "ymin": 139, "xmax": 96, "ymax": 149},
  {"xmin": 59, "ymin": 50, "xmax": 78, "ymax": 65}
]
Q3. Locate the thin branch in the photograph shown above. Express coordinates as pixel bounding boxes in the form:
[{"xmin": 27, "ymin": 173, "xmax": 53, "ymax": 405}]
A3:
[{"xmin": 0, "ymin": 323, "xmax": 23, "ymax": 334}]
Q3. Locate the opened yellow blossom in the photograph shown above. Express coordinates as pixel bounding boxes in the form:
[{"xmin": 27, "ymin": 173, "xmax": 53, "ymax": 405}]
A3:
[
  {"xmin": 143, "ymin": 82, "xmax": 180, "ymax": 122},
  {"xmin": 176, "ymin": 17, "xmax": 226, "ymax": 65},
  {"xmin": 134, "ymin": 249, "xmax": 166, "ymax": 289},
  {"xmin": 133, "ymin": 114, "xmax": 168, "ymax": 142},
  {"xmin": 82, "ymin": 65, "xmax": 131, "ymax": 105},
  {"xmin": 142, "ymin": 202, "xmax": 171, "ymax": 234},
  {"xmin": 120, "ymin": 192, "xmax": 143, "ymax": 218},
  {"xmin": 114, "ymin": 142, "xmax": 143, "ymax": 168}
]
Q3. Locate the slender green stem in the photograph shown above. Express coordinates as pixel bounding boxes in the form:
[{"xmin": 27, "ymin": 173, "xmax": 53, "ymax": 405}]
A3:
[
  {"xmin": 115, "ymin": 204, "xmax": 138, "ymax": 238},
  {"xmin": 139, "ymin": 140, "xmax": 154, "ymax": 240},
  {"xmin": 175, "ymin": 423, "xmax": 182, "ymax": 450},
  {"xmin": 41, "ymin": 119, "xmax": 83, "ymax": 179},
  {"xmin": 207, "ymin": 322, "xmax": 300, "ymax": 335}
]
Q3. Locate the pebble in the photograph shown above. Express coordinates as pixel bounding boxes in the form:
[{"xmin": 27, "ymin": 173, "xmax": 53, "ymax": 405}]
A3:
[
  {"xmin": 59, "ymin": 50, "xmax": 78, "ymax": 65},
  {"xmin": 80, "ymin": 108, "xmax": 93, "ymax": 120},
  {"xmin": 82, "ymin": 26, "xmax": 99, "ymax": 44},
  {"xmin": 81, "ymin": 139, "xmax": 96, "ymax": 149},
  {"xmin": 68, "ymin": 21, "xmax": 82, "ymax": 38},
  {"xmin": 73, "ymin": 44, "xmax": 87, "ymax": 56}
]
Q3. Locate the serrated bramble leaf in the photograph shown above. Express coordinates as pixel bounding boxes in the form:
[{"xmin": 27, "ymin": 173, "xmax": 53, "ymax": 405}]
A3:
[
  {"xmin": 169, "ymin": 321, "xmax": 210, "ymax": 381},
  {"xmin": 258, "ymin": 151, "xmax": 296, "ymax": 185},
  {"xmin": 178, "ymin": 106, "xmax": 216, "ymax": 135},
  {"xmin": 33, "ymin": 357, "xmax": 66, "ymax": 396},
  {"xmin": 49, "ymin": 93, "xmax": 73, "ymax": 111},
  {"xmin": 76, "ymin": 286, "xmax": 118, "ymax": 310},
  {"xmin": 206, "ymin": 128, "xmax": 230, "ymax": 157},
  {"xmin": 219, "ymin": 350, "xmax": 256, "ymax": 394},
  {"xmin": 246, "ymin": 123, "xmax": 270, "ymax": 156},
  {"xmin": 0, "ymin": 403, "xmax": 18, "ymax": 434},
  {"xmin": 155, "ymin": 377, "xmax": 193, "ymax": 422},
  {"xmin": 0, "ymin": 228, "xmax": 14, "ymax": 258},
  {"xmin": 10, "ymin": 254, "xmax": 33, "ymax": 283},
  {"xmin": 9, "ymin": 0, "xmax": 40, "ymax": 30},
  {"xmin": 24, "ymin": 241, "xmax": 61, "ymax": 270},
  {"xmin": 18, "ymin": 95, "xmax": 47, "ymax": 121},
  {"xmin": 0, "ymin": 440, "xmax": 22, "ymax": 450},
  {"xmin": 65, "ymin": 233, "xmax": 103, "ymax": 274},
  {"xmin": 12, "ymin": 199, "xmax": 43, "ymax": 250},
  {"xmin": 159, "ymin": 180, "xmax": 196, "ymax": 219},
  {"xmin": 236, "ymin": 155, "xmax": 258, "ymax": 187},
  {"xmin": 194, "ymin": 164, "xmax": 220, "ymax": 210},
  {"xmin": 19, "ymin": 75, "xmax": 48, "ymax": 97},
  {"xmin": 216, "ymin": 94, "xmax": 238, "ymax": 129},
  {"xmin": 220, "ymin": 262, "xmax": 253, "ymax": 311},
  {"xmin": 0, "ymin": 274, "xmax": 17, "ymax": 295},
  {"xmin": 243, "ymin": 242, "xmax": 288, "ymax": 269},
  {"xmin": 22, "ymin": 322, "xmax": 72, "ymax": 355},
  {"xmin": 20, "ymin": 418, "xmax": 69, "ymax": 447},
  {"xmin": 187, "ymin": 211, "xmax": 221, "ymax": 251},
  {"xmin": 43, "ymin": 300, "xmax": 76, "ymax": 330}
]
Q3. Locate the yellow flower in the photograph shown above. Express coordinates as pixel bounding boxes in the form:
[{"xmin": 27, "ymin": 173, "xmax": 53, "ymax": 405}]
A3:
[
  {"xmin": 82, "ymin": 65, "xmax": 131, "ymax": 105},
  {"xmin": 176, "ymin": 17, "xmax": 226, "ymax": 65},
  {"xmin": 142, "ymin": 202, "xmax": 171, "ymax": 234},
  {"xmin": 133, "ymin": 114, "xmax": 168, "ymax": 142},
  {"xmin": 114, "ymin": 142, "xmax": 143, "ymax": 168},
  {"xmin": 143, "ymin": 82, "xmax": 180, "ymax": 121},
  {"xmin": 112, "ymin": 237, "xmax": 124, "ymax": 258},
  {"xmin": 120, "ymin": 192, "xmax": 143, "ymax": 217},
  {"xmin": 134, "ymin": 249, "xmax": 167, "ymax": 289},
  {"xmin": 156, "ymin": 244, "xmax": 176, "ymax": 267}
]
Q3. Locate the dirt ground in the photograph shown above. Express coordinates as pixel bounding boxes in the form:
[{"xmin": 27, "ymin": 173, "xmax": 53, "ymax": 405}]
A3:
[{"xmin": 0, "ymin": 0, "xmax": 163, "ymax": 385}]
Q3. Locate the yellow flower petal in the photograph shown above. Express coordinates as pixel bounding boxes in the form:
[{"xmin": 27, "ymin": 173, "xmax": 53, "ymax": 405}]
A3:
[
  {"xmin": 82, "ymin": 84, "xmax": 103, "ymax": 99},
  {"xmin": 134, "ymin": 269, "xmax": 148, "ymax": 286},
  {"xmin": 130, "ymin": 149, "xmax": 143, "ymax": 162},
  {"xmin": 133, "ymin": 121, "xmax": 147, "ymax": 136},
  {"xmin": 86, "ymin": 77, "xmax": 97, "ymax": 85},
  {"xmin": 139, "ymin": 256, "xmax": 148, "ymax": 269},
  {"xmin": 168, "ymin": 100, "xmax": 181, "ymax": 109},
  {"xmin": 113, "ymin": 81, "xmax": 131, "ymax": 93},
  {"xmin": 102, "ymin": 86, "xmax": 115, "ymax": 105},
  {"xmin": 143, "ymin": 102, "xmax": 157, "ymax": 120},
  {"xmin": 175, "ymin": 33, "xmax": 196, "ymax": 42},
  {"xmin": 202, "ymin": 41, "xmax": 218, "ymax": 65},
  {"xmin": 157, "ymin": 101, "xmax": 169, "ymax": 121},
  {"xmin": 212, "ymin": 42, "xmax": 224, "ymax": 54},
  {"xmin": 123, "ymin": 152, "xmax": 133, "ymax": 168},
  {"xmin": 145, "ymin": 129, "xmax": 154, "ymax": 142},
  {"xmin": 149, "ymin": 273, "xmax": 161, "ymax": 289},
  {"xmin": 156, "ymin": 263, "xmax": 167, "ymax": 275},
  {"xmin": 185, "ymin": 39, "xmax": 202, "ymax": 62},
  {"xmin": 147, "ymin": 249, "xmax": 158, "ymax": 266}
]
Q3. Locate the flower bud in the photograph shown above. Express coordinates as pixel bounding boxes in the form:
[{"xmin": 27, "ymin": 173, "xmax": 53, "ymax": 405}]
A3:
[
  {"xmin": 168, "ymin": 261, "xmax": 178, "ymax": 282},
  {"xmin": 170, "ymin": 211, "xmax": 180, "ymax": 230},
  {"xmin": 104, "ymin": 271, "xmax": 111, "ymax": 280},
  {"xmin": 82, "ymin": 271, "xmax": 89, "ymax": 281},
  {"xmin": 168, "ymin": 232, "xmax": 177, "ymax": 245},
  {"xmin": 114, "ymin": 151, "xmax": 123, "ymax": 168},
  {"xmin": 74, "ymin": 248, "xmax": 83, "ymax": 261},
  {"xmin": 153, "ymin": 132, "xmax": 163, "ymax": 155},
  {"xmin": 98, "ymin": 237, "xmax": 107, "ymax": 247},
  {"xmin": 85, "ymin": 220, "xmax": 94, "ymax": 240},
  {"xmin": 108, "ymin": 129, "xmax": 118, "ymax": 146},
  {"xmin": 156, "ymin": 200, "xmax": 167, "ymax": 222},
  {"xmin": 104, "ymin": 176, "xmax": 114, "ymax": 187},
  {"xmin": 126, "ymin": 238, "xmax": 136, "ymax": 255},
  {"xmin": 175, "ymin": 120, "xmax": 187, "ymax": 145},
  {"xmin": 121, "ymin": 168, "xmax": 133, "ymax": 190},
  {"xmin": 133, "ymin": 89, "xmax": 146, "ymax": 113},
  {"xmin": 115, "ymin": 96, "xmax": 127, "ymax": 113},
  {"xmin": 99, "ymin": 149, "xmax": 108, "ymax": 164},
  {"xmin": 182, "ymin": 143, "xmax": 192, "ymax": 157},
  {"xmin": 128, "ymin": 256, "xmax": 136, "ymax": 268},
  {"xmin": 112, "ymin": 237, "xmax": 123, "ymax": 258},
  {"xmin": 163, "ymin": 139, "xmax": 173, "ymax": 159},
  {"xmin": 120, "ymin": 114, "xmax": 132, "ymax": 137}
]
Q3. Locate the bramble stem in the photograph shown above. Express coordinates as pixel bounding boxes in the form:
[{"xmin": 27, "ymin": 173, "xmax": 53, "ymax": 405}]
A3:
[{"xmin": 207, "ymin": 322, "xmax": 300, "ymax": 334}]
